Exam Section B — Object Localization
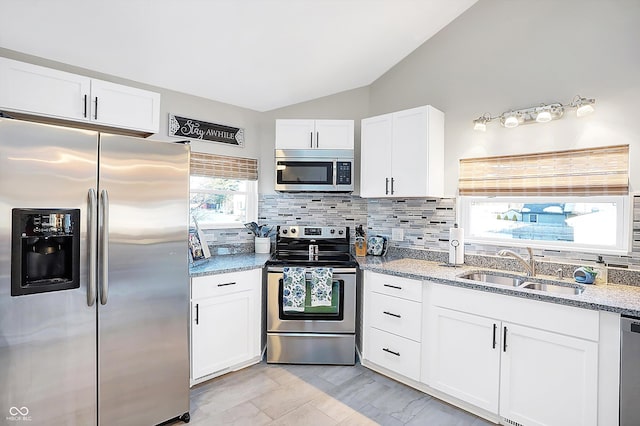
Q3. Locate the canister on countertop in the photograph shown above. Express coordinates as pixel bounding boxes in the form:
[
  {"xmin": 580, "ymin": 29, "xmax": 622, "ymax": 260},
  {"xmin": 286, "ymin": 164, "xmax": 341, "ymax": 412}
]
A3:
[{"xmin": 594, "ymin": 255, "xmax": 608, "ymax": 285}]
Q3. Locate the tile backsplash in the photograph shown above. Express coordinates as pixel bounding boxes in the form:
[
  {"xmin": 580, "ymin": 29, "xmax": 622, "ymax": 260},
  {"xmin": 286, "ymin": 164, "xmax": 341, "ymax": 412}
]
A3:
[{"xmin": 204, "ymin": 193, "xmax": 640, "ymax": 276}]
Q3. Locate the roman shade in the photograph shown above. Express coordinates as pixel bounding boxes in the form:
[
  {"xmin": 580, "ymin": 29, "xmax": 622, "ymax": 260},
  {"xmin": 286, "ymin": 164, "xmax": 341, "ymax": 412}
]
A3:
[
  {"xmin": 458, "ymin": 144, "xmax": 629, "ymax": 196},
  {"xmin": 190, "ymin": 152, "xmax": 258, "ymax": 181}
]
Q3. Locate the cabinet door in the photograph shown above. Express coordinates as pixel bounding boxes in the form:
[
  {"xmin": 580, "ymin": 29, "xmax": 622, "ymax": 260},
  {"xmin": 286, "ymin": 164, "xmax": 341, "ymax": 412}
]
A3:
[
  {"xmin": 192, "ymin": 290, "xmax": 257, "ymax": 379},
  {"xmin": 314, "ymin": 119, "xmax": 354, "ymax": 149},
  {"xmin": 0, "ymin": 57, "xmax": 90, "ymax": 121},
  {"xmin": 499, "ymin": 323, "xmax": 598, "ymax": 426},
  {"xmin": 90, "ymin": 79, "xmax": 160, "ymax": 133},
  {"xmin": 275, "ymin": 119, "xmax": 316, "ymax": 149},
  {"xmin": 391, "ymin": 106, "xmax": 429, "ymax": 197},
  {"xmin": 360, "ymin": 113, "xmax": 393, "ymax": 197},
  {"xmin": 429, "ymin": 307, "xmax": 501, "ymax": 413}
]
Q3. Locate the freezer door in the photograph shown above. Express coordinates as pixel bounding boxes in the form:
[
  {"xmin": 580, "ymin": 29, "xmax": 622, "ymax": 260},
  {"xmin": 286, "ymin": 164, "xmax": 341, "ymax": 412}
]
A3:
[
  {"xmin": 0, "ymin": 118, "xmax": 98, "ymax": 425},
  {"xmin": 97, "ymin": 134, "xmax": 190, "ymax": 425}
]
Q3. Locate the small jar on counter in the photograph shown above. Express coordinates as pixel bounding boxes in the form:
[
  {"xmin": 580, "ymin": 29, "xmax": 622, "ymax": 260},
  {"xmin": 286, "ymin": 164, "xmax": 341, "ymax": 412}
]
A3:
[{"xmin": 594, "ymin": 255, "xmax": 608, "ymax": 285}]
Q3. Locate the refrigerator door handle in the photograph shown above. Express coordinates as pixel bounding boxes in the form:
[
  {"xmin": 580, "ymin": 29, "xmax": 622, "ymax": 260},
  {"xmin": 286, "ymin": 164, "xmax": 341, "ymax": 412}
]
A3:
[
  {"xmin": 99, "ymin": 189, "xmax": 109, "ymax": 305},
  {"xmin": 88, "ymin": 189, "xmax": 97, "ymax": 306}
]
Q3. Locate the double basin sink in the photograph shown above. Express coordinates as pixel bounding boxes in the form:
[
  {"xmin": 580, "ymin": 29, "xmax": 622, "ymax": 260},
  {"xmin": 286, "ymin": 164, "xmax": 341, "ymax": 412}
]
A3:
[{"xmin": 459, "ymin": 272, "xmax": 585, "ymax": 295}]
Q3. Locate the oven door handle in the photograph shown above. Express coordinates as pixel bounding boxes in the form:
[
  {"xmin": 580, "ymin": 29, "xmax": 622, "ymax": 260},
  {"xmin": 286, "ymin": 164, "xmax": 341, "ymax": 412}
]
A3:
[{"xmin": 267, "ymin": 266, "xmax": 357, "ymax": 274}]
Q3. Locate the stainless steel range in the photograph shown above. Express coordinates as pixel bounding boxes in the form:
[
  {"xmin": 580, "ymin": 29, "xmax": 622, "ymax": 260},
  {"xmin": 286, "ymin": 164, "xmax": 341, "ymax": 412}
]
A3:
[{"xmin": 265, "ymin": 225, "xmax": 358, "ymax": 365}]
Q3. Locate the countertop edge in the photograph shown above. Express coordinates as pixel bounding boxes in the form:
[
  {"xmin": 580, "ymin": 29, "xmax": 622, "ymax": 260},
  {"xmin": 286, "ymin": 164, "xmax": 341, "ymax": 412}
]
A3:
[{"xmin": 189, "ymin": 254, "xmax": 640, "ymax": 317}]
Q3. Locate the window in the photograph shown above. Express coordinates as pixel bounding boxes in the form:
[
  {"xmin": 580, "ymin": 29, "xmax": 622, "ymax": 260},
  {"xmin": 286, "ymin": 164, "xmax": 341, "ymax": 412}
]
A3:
[
  {"xmin": 459, "ymin": 196, "xmax": 630, "ymax": 253},
  {"xmin": 190, "ymin": 152, "xmax": 258, "ymax": 229},
  {"xmin": 458, "ymin": 145, "xmax": 630, "ymax": 253}
]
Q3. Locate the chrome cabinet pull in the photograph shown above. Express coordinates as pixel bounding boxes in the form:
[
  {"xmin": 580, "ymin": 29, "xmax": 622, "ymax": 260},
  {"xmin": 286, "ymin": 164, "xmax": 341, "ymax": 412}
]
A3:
[
  {"xmin": 383, "ymin": 311, "xmax": 401, "ymax": 319},
  {"xmin": 87, "ymin": 189, "xmax": 97, "ymax": 306},
  {"xmin": 83, "ymin": 95, "xmax": 88, "ymax": 118},
  {"xmin": 99, "ymin": 189, "xmax": 109, "ymax": 305},
  {"xmin": 310, "ymin": 132, "xmax": 313, "ymax": 148},
  {"xmin": 316, "ymin": 131, "xmax": 319, "ymax": 148},
  {"xmin": 217, "ymin": 282, "xmax": 237, "ymax": 287},
  {"xmin": 383, "ymin": 284, "xmax": 402, "ymax": 290},
  {"xmin": 385, "ymin": 177, "xmax": 389, "ymax": 195},
  {"xmin": 94, "ymin": 97, "xmax": 98, "ymax": 120},
  {"xmin": 382, "ymin": 348, "xmax": 400, "ymax": 357},
  {"xmin": 195, "ymin": 303, "xmax": 199, "ymax": 325},
  {"xmin": 391, "ymin": 177, "xmax": 395, "ymax": 194}
]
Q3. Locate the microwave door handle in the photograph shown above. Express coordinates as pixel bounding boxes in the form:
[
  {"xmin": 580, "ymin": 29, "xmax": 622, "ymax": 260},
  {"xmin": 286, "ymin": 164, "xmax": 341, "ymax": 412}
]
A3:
[{"xmin": 333, "ymin": 161, "xmax": 338, "ymax": 187}]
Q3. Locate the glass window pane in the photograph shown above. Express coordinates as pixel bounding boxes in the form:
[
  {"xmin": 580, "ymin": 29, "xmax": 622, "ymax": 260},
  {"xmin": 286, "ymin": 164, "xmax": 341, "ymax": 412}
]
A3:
[
  {"xmin": 189, "ymin": 176, "xmax": 254, "ymax": 227},
  {"xmin": 466, "ymin": 200, "xmax": 619, "ymax": 247}
]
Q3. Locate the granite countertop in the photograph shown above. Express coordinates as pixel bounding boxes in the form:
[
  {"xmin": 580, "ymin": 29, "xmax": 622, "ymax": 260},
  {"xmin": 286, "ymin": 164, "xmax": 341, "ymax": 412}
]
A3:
[
  {"xmin": 357, "ymin": 255, "xmax": 640, "ymax": 317},
  {"xmin": 188, "ymin": 252, "xmax": 640, "ymax": 317},
  {"xmin": 189, "ymin": 253, "xmax": 272, "ymax": 277}
]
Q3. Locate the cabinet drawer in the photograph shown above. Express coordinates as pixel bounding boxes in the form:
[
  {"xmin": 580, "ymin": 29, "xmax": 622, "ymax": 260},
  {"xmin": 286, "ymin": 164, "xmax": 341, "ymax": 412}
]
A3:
[
  {"xmin": 366, "ymin": 271, "xmax": 422, "ymax": 302},
  {"xmin": 192, "ymin": 269, "xmax": 261, "ymax": 300},
  {"xmin": 369, "ymin": 292, "xmax": 422, "ymax": 341},
  {"xmin": 367, "ymin": 327, "xmax": 421, "ymax": 380}
]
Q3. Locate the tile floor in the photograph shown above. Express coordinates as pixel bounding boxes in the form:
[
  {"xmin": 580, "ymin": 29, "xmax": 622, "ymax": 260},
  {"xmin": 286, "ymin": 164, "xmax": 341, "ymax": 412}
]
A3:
[{"xmin": 170, "ymin": 361, "xmax": 494, "ymax": 425}]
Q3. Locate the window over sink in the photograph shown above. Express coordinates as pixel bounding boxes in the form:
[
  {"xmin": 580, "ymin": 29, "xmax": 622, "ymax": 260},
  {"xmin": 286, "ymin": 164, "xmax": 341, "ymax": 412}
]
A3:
[
  {"xmin": 458, "ymin": 145, "xmax": 630, "ymax": 254},
  {"xmin": 459, "ymin": 196, "xmax": 630, "ymax": 254}
]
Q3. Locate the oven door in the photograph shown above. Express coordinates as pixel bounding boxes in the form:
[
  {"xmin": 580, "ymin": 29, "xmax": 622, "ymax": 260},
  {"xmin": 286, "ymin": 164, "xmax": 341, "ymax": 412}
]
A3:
[{"xmin": 266, "ymin": 268, "xmax": 356, "ymax": 333}]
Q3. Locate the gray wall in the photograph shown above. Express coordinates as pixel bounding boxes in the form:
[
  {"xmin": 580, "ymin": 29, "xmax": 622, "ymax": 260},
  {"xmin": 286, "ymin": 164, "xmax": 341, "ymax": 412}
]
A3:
[{"xmin": 368, "ymin": 0, "xmax": 640, "ymax": 195}]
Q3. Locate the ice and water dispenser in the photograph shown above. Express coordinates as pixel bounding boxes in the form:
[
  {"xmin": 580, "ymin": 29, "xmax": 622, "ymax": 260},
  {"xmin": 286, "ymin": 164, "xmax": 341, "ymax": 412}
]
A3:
[{"xmin": 11, "ymin": 209, "xmax": 80, "ymax": 296}]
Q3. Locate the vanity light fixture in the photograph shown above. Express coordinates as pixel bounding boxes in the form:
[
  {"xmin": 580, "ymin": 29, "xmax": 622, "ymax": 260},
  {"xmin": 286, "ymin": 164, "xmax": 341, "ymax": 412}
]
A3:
[{"xmin": 473, "ymin": 94, "xmax": 595, "ymax": 130}]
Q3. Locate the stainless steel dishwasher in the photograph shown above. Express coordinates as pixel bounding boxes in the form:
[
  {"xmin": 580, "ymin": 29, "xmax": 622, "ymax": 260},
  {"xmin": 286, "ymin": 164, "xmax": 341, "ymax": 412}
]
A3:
[{"xmin": 620, "ymin": 315, "xmax": 640, "ymax": 426}]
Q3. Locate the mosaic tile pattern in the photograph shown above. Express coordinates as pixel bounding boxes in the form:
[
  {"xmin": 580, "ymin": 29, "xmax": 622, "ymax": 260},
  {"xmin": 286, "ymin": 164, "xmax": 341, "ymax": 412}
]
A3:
[
  {"xmin": 366, "ymin": 197, "xmax": 456, "ymax": 251},
  {"xmin": 258, "ymin": 194, "xmax": 368, "ymax": 237}
]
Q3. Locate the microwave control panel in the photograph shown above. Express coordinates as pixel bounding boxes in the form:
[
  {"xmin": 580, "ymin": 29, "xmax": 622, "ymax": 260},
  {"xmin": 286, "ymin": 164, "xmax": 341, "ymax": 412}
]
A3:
[{"xmin": 336, "ymin": 162, "xmax": 352, "ymax": 185}]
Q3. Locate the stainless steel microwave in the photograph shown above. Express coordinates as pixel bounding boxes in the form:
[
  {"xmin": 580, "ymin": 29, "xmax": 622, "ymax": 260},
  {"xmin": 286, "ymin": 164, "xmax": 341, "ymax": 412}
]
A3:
[{"xmin": 275, "ymin": 149, "xmax": 354, "ymax": 192}]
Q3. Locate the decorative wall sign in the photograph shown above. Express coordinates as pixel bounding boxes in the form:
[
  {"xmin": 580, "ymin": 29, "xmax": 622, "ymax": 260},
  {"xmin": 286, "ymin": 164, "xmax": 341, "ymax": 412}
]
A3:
[{"xmin": 169, "ymin": 114, "xmax": 244, "ymax": 147}]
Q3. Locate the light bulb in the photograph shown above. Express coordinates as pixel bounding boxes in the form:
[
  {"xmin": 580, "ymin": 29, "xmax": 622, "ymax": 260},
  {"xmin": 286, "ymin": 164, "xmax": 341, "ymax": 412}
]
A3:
[
  {"xmin": 504, "ymin": 115, "xmax": 519, "ymax": 128},
  {"xmin": 536, "ymin": 110, "xmax": 552, "ymax": 123},
  {"xmin": 576, "ymin": 104, "xmax": 594, "ymax": 117},
  {"xmin": 473, "ymin": 121, "xmax": 487, "ymax": 132}
]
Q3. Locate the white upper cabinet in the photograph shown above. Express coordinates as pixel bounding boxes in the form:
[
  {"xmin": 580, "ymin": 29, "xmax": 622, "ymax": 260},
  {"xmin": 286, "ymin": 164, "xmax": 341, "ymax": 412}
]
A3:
[
  {"xmin": 360, "ymin": 113, "xmax": 393, "ymax": 197},
  {"xmin": 275, "ymin": 119, "xmax": 354, "ymax": 150},
  {"xmin": 0, "ymin": 57, "xmax": 91, "ymax": 121},
  {"xmin": 0, "ymin": 57, "xmax": 160, "ymax": 134},
  {"xmin": 90, "ymin": 79, "xmax": 160, "ymax": 133},
  {"xmin": 360, "ymin": 105, "xmax": 444, "ymax": 198}
]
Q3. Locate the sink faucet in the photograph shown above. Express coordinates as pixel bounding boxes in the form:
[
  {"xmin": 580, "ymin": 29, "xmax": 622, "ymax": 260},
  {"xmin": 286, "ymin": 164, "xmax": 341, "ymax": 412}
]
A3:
[{"xmin": 497, "ymin": 247, "xmax": 536, "ymax": 276}]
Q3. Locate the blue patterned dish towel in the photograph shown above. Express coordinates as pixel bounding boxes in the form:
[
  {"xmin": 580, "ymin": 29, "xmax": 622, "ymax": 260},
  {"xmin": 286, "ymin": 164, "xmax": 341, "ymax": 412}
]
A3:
[
  {"xmin": 282, "ymin": 266, "xmax": 306, "ymax": 312},
  {"xmin": 310, "ymin": 267, "xmax": 333, "ymax": 307}
]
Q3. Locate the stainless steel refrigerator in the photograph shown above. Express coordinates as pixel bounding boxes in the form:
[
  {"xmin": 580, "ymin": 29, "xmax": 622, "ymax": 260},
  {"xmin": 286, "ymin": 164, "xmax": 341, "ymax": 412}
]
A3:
[{"xmin": 0, "ymin": 118, "xmax": 191, "ymax": 425}]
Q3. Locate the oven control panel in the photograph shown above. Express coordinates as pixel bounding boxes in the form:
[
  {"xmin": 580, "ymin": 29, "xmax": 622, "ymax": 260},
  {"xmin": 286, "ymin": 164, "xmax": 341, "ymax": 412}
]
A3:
[{"xmin": 278, "ymin": 226, "xmax": 348, "ymax": 239}]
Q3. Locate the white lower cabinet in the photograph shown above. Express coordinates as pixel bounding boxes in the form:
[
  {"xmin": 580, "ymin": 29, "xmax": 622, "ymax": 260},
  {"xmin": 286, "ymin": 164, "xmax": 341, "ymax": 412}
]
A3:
[
  {"xmin": 361, "ymin": 273, "xmax": 606, "ymax": 426},
  {"xmin": 362, "ymin": 271, "xmax": 423, "ymax": 382},
  {"xmin": 429, "ymin": 307, "xmax": 501, "ymax": 413},
  {"xmin": 190, "ymin": 269, "xmax": 262, "ymax": 383},
  {"xmin": 428, "ymin": 283, "xmax": 599, "ymax": 426},
  {"xmin": 366, "ymin": 327, "xmax": 421, "ymax": 380},
  {"xmin": 499, "ymin": 323, "xmax": 598, "ymax": 426}
]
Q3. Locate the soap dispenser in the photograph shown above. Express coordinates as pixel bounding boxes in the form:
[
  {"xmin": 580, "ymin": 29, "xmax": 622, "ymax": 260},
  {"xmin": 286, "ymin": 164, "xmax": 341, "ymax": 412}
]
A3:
[{"xmin": 594, "ymin": 255, "xmax": 608, "ymax": 285}]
